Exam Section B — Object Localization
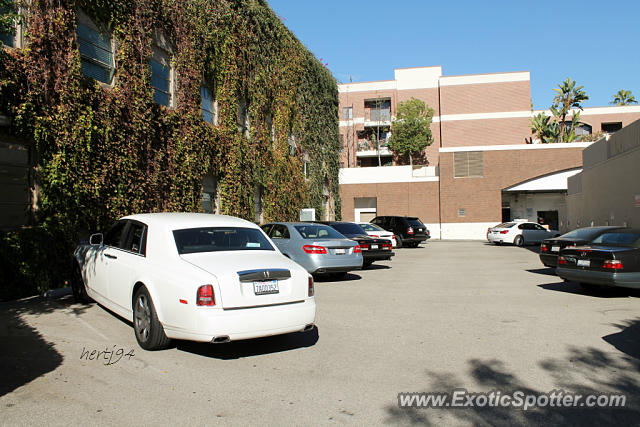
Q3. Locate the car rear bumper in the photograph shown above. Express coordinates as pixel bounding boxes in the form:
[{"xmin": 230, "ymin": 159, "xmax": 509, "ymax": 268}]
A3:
[
  {"xmin": 539, "ymin": 253, "xmax": 558, "ymax": 267},
  {"xmin": 163, "ymin": 298, "xmax": 317, "ymax": 342},
  {"xmin": 403, "ymin": 236, "xmax": 427, "ymax": 244},
  {"xmin": 362, "ymin": 251, "xmax": 394, "ymax": 261},
  {"xmin": 556, "ymin": 267, "xmax": 640, "ymax": 289},
  {"xmin": 297, "ymin": 255, "xmax": 363, "ymax": 274},
  {"xmin": 311, "ymin": 265, "xmax": 361, "ymax": 274}
]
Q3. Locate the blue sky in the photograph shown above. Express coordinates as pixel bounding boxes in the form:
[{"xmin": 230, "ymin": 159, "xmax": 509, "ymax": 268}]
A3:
[{"xmin": 267, "ymin": 0, "xmax": 639, "ymax": 110}]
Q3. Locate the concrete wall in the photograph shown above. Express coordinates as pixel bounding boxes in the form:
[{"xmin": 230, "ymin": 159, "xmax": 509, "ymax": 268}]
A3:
[{"xmin": 567, "ymin": 119, "xmax": 640, "ymax": 228}]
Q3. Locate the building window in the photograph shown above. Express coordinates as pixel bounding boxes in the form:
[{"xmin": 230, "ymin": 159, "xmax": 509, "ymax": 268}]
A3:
[
  {"xmin": 288, "ymin": 134, "xmax": 296, "ymax": 156},
  {"xmin": 303, "ymin": 153, "xmax": 310, "ymax": 179},
  {"xmin": 77, "ymin": 18, "xmax": 114, "ymax": 84},
  {"xmin": 365, "ymin": 99, "xmax": 391, "ymax": 122},
  {"xmin": 151, "ymin": 47, "xmax": 172, "ymax": 107},
  {"xmin": 342, "ymin": 106, "xmax": 352, "ymax": 119},
  {"xmin": 601, "ymin": 122, "xmax": 622, "ymax": 133},
  {"xmin": 564, "ymin": 122, "xmax": 592, "ymax": 136},
  {"xmin": 454, "ymin": 151, "xmax": 483, "ymax": 178},
  {"xmin": 254, "ymin": 186, "xmax": 263, "ymax": 223},
  {"xmin": 201, "ymin": 174, "xmax": 218, "ymax": 213},
  {"xmin": 201, "ymin": 86, "xmax": 215, "ymax": 124},
  {"xmin": 237, "ymin": 97, "xmax": 250, "ymax": 138},
  {"xmin": 0, "ymin": 0, "xmax": 17, "ymax": 48}
]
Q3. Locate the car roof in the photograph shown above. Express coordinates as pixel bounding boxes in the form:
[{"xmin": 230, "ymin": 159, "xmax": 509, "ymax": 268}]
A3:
[
  {"xmin": 263, "ymin": 222, "xmax": 326, "ymax": 227},
  {"xmin": 122, "ymin": 212, "xmax": 258, "ymax": 230}
]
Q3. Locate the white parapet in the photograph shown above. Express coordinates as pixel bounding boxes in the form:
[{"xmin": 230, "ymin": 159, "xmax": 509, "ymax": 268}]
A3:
[{"xmin": 339, "ymin": 165, "xmax": 439, "ymax": 185}]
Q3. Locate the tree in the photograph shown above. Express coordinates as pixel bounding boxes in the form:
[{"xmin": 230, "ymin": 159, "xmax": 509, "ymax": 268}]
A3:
[
  {"xmin": 552, "ymin": 78, "xmax": 589, "ymax": 143},
  {"xmin": 610, "ymin": 89, "xmax": 638, "ymax": 106},
  {"xmin": 388, "ymin": 98, "xmax": 433, "ymax": 166}
]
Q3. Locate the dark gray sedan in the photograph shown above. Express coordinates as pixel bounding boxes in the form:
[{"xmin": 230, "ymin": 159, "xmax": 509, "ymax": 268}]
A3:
[{"xmin": 261, "ymin": 222, "xmax": 363, "ymax": 277}]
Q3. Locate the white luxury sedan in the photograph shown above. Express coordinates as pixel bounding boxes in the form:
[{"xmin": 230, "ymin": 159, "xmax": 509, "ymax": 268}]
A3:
[
  {"xmin": 357, "ymin": 222, "xmax": 397, "ymax": 247},
  {"xmin": 487, "ymin": 220, "xmax": 560, "ymax": 246},
  {"xmin": 73, "ymin": 213, "xmax": 316, "ymax": 350}
]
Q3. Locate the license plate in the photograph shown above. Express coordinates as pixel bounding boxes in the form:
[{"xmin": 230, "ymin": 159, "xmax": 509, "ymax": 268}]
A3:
[
  {"xmin": 551, "ymin": 246, "xmax": 560, "ymax": 252},
  {"xmin": 371, "ymin": 244, "xmax": 378, "ymax": 249},
  {"xmin": 334, "ymin": 248, "xmax": 346, "ymax": 255},
  {"xmin": 577, "ymin": 259, "xmax": 590, "ymax": 267},
  {"xmin": 253, "ymin": 280, "xmax": 279, "ymax": 295}
]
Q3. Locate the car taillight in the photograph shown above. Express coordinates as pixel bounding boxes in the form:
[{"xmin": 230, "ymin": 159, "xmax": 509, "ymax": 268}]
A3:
[
  {"xmin": 500, "ymin": 230, "xmax": 509, "ymax": 234},
  {"xmin": 382, "ymin": 243, "xmax": 392, "ymax": 250},
  {"xmin": 354, "ymin": 245, "xmax": 362, "ymax": 253},
  {"xmin": 196, "ymin": 284, "xmax": 215, "ymax": 306},
  {"xmin": 308, "ymin": 276, "xmax": 314, "ymax": 297},
  {"xmin": 558, "ymin": 256, "xmax": 567, "ymax": 265},
  {"xmin": 359, "ymin": 244, "xmax": 369, "ymax": 251},
  {"xmin": 540, "ymin": 244, "xmax": 548, "ymax": 253},
  {"xmin": 602, "ymin": 260, "xmax": 623, "ymax": 270},
  {"xmin": 302, "ymin": 245, "xmax": 327, "ymax": 254},
  {"xmin": 370, "ymin": 234, "xmax": 379, "ymax": 237},
  {"xmin": 407, "ymin": 227, "xmax": 414, "ymax": 235}
]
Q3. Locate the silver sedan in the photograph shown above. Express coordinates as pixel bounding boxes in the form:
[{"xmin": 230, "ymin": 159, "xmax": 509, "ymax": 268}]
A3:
[{"xmin": 261, "ymin": 222, "xmax": 363, "ymax": 276}]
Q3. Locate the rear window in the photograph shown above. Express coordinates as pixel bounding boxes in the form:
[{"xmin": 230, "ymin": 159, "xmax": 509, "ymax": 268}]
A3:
[
  {"xmin": 407, "ymin": 218, "xmax": 424, "ymax": 227},
  {"xmin": 591, "ymin": 232, "xmax": 640, "ymax": 246},
  {"xmin": 294, "ymin": 225, "xmax": 344, "ymax": 240},
  {"xmin": 331, "ymin": 223, "xmax": 366, "ymax": 236},
  {"xmin": 359, "ymin": 223, "xmax": 382, "ymax": 232},
  {"xmin": 494, "ymin": 222, "xmax": 515, "ymax": 228},
  {"xmin": 173, "ymin": 227, "xmax": 274, "ymax": 254},
  {"xmin": 560, "ymin": 228, "xmax": 609, "ymax": 241}
]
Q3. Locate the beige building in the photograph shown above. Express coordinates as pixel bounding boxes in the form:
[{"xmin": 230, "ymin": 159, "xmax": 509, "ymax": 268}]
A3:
[
  {"xmin": 567, "ymin": 119, "xmax": 640, "ymax": 229},
  {"xmin": 339, "ymin": 66, "xmax": 640, "ymax": 238}
]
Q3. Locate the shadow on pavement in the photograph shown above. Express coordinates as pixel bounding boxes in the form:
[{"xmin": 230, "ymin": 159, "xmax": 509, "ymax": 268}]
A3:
[
  {"xmin": 314, "ymin": 273, "xmax": 362, "ymax": 283},
  {"xmin": 176, "ymin": 327, "xmax": 319, "ymax": 360},
  {"xmin": 538, "ymin": 282, "xmax": 635, "ymax": 298},
  {"xmin": 385, "ymin": 342, "xmax": 640, "ymax": 425},
  {"xmin": 603, "ymin": 318, "xmax": 640, "ymax": 361},
  {"xmin": 527, "ymin": 267, "xmax": 556, "ymax": 276},
  {"xmin": 0, "ymin": 296, "xmax": 91, "ymax": 397},
  {"xmin": 363, "ymin": 264, "xmax": 391, "ymax": 271}
]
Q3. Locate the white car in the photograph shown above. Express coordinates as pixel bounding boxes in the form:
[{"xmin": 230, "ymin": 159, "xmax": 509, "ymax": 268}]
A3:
[
  {"xmin": 487, "ymin": 221, "xmax": 560, "ymax": 246},
  {"xmin": 357, "ymin": 222, "xmax": 397, "ymax": 247},
  {"xmin": 73, "ymin": 213, "xmax": 316, "ymax": 350}
]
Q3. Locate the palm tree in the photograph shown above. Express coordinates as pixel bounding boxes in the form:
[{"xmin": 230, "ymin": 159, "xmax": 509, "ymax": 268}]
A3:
[
  {"xmin": 552, "ymin": 78, "xmax": 588, "ymax": 142},
  {"xmin": 610, "ymin": 89, "xmax": 638, "ymax": 106}
]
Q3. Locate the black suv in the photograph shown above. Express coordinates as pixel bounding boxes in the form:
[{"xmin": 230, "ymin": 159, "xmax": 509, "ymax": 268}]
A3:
[{"xmin": 370, "ymin": 216, "xmax": 429, "ymax": 248}]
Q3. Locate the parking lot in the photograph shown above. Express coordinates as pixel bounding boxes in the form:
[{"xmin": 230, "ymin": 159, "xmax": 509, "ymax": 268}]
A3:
[{"xmin": 2, "ymin": 241, "xmax": 639, "ymax": 425}]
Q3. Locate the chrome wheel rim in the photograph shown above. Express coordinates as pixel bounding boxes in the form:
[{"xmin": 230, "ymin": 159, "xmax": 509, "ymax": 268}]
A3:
[{"xmin": 135, "ymin": 294, "xmax": 151, "ymax": 342}]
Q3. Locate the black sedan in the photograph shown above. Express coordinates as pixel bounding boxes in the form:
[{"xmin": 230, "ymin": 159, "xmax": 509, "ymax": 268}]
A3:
[
  {"xmin": 539, "ymin": 226, "xmax": 625, "ymax": 267},
  {"xmin": 556, "ymin": 229, "xmax": 640, "ymax": 291},
  {"xmin": 317, "ymin": 221, "xmax": 394, "ymax": 268}
]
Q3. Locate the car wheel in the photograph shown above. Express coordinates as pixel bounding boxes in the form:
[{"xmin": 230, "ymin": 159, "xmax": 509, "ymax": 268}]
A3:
[
  {"xmin": 133, "ymin": 286, "xmax": 171, "ymax": 351},
  {"xmin": 71, "ymin": 264, "xmax": 91, "ymax": 303},
  {"xmin": 514, "ymin": 235, "xmax": 524, "ymax": 247},
  {"xmin": 395, "ymin": 236, "xmax": 403, "ymax": 248}
]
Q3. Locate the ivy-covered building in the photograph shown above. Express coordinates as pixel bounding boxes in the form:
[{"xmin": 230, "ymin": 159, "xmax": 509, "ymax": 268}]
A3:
[{"xmin": 0, "ymin": 0, "xmax": 340, "ymax": 298}]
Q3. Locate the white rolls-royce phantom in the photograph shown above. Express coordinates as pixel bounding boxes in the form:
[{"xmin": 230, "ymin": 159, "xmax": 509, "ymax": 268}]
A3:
[{"xmin": 73, "ymin": 213, "xmax": 316, "ymax": 350}]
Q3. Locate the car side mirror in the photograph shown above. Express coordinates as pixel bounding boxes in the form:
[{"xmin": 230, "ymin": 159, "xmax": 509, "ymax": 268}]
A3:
[{"xmin": 89, "ymin": 233, "xmax": 103, "ymax": 246}]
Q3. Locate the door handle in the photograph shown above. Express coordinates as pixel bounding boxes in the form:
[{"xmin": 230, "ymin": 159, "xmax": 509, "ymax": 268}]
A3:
[{"xmin": 105, "ymin": 253, "xmax": 118, "ymax": 259}]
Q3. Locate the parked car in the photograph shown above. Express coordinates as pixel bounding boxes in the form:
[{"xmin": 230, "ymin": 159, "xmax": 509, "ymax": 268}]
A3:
[
  {"xmin": 358, "ymin": 222, "xmax": 397, "ymax": 247},
  {"xmin": 370, "ymin": 216, "xmax": 429, "ymax": 248},
  {"xmin": 539, "ymin": 226, "xmax": 626, "ymax": 267},
  {"xmin": 72, "ymin": 213, "xmax": 316, "ymax": 350},
  {"xmin": 556, "ymin": 229, "xmax": 640, "ymax": 291},
  {"xmin": 487, "ymin": 221, "xmax": 559, "ymax": 246},
  {"xmin": 261, "ymin": 222, "xmax": 362, "ymax": 277},
  {"xmin": 316, "ymin": 221, "xmax": 394, "ymax": 268}
]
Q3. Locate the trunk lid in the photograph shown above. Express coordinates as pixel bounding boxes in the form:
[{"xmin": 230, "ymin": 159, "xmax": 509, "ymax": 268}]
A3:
[
  {"xmin": 181, "ymin": 251, "xmax": 308, "ymax": 309},
  {"xmin": 560, "ymin": 245, "xmax": 635, "ymax": 271}
]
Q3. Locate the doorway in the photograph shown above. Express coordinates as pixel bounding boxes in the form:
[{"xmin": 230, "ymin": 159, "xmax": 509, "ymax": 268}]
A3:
[{"xmin": 537, "ymin": 210, "xmax": 559, "ymax": 230}]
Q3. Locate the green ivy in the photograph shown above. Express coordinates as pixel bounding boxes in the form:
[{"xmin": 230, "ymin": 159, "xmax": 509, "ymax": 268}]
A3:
[{"xmin": 0, "ymin": 0, "xmax": 340, "ymax": 299}]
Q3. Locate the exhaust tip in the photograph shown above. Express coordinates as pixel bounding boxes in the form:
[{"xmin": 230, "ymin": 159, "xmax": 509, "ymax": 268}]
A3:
[
  {"xmin": 303, "ymin": 323, "xmax": 315, "ymax": 332},
  {"xmin": 211, "ymin": 335, "xmax": 230, "ymax": 344}
]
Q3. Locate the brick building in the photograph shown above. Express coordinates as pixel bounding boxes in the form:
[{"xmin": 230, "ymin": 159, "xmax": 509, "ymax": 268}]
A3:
[{"xmin": 338, "ymin": 66, "xmax": 640, "ymax": 239}]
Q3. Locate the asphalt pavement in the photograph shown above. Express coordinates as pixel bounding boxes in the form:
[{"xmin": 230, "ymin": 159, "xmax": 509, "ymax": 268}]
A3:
[{"xmin": 1, "ymin": 241, "xmax": 639, "ymax": 425}]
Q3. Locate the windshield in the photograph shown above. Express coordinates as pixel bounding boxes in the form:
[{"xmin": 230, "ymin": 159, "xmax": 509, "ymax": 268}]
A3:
[
  {"xmin": 294, "ymin": 224, "xmax": 345, "ymax": 240},
  {"xmin": 560, "ymin": 228, "xmax": 611, "ymax": 241},
  {"xmin": 407, "ymin": 218, "xmax": 424, "ymax": 227},
  {"xmin": 331, "ymin": 223, "xmax": 367, "ymax": 236},
  {"xmin": 591, "ymin": 232, "xmax": 640, "ymax": 247},
  {"xmin": 173, "ymin": 227, "xmax": 274, "ymax": 254},
  {"xmin": 359, "ymin": 223, "xmax": 383, "ymax": 232}
]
